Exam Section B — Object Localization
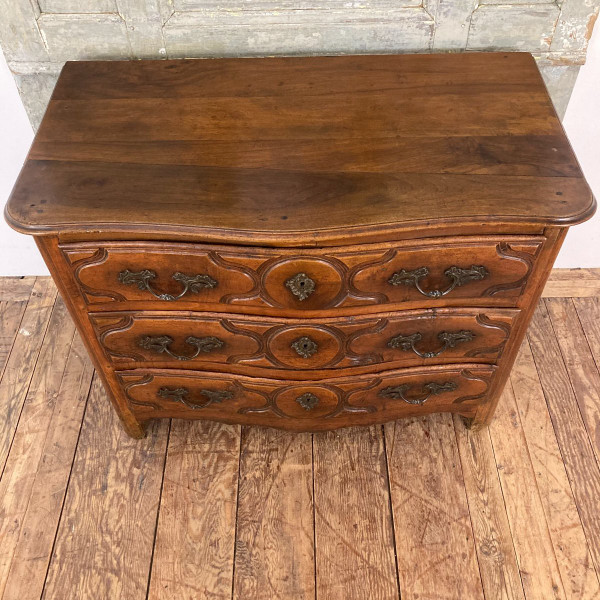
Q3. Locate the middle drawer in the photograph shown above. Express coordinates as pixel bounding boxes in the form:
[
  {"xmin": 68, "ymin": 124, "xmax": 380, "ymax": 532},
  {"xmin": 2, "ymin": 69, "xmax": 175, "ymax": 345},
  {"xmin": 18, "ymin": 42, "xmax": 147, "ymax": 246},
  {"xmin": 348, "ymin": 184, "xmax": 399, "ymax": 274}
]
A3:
[{"xmin": 90, "ymin": 308, "xmax": 518, "ymax": 377}]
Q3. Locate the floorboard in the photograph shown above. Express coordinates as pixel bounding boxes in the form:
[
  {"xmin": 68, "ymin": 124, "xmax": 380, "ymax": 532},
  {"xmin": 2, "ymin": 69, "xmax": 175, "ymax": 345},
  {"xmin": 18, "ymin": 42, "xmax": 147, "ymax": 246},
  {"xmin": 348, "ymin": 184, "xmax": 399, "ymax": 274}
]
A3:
[
  {"xmin": 0, "ymin": 297, "xmax": 77, "ymax": 599},
  {"xmin": 0, "ymin": 333, "xmax": 93, "ymax": 600},
  {"xmin": 314, "ymin": 426, "xmax": 398, "ymax": 600},
  {"xmin": 510, "ymin": 339, "xmax": 600, "ymax": 599},
  {"xmin": 42, "ymin": 376, "xmax": 169, "ymax": 599},
  {"xmin": 528, "ymin": 303, "xmax": 600, "ymax": 578},
  {"xmin": 147, "ymin": 420, "xmax": 239, "ymax": 600},
  {"xmin": 0, "ymin": 277, "xmax": 37, "ymax": 302},
  {"xmin": 546, "ymin": 298, "xmax": 600, "ymax": 465},
  {"xmin": 490, "ymin": 382, "xmax": 567, "ymax": 600},
  {"xmin": 574, "ymin": 298, "xmax": 600, "ymax": 371},
  {"xmin": 453, "ymin": 415, "xmax": 526, "ymax": 600},
  {"xmin": 0, "ymin": 279, "xmax": 599, "ymax": 599},
  {"xmin": 233, "ymin": 428, "xmax": 314, "ymax": 600},
  {"xmin": 542, "ymin": 269, "xmax": 600, "ymax": 298},
  {"xmin": 385, "ymin": 414, "xmax": 484, "ymax": 600},
  {"xmin": 0, "ymin": 277, "xmax": 34, "ymax": 379},
  {"xmin": 0, "ymin": 278, "xmax": 57, "ymax": 476}
]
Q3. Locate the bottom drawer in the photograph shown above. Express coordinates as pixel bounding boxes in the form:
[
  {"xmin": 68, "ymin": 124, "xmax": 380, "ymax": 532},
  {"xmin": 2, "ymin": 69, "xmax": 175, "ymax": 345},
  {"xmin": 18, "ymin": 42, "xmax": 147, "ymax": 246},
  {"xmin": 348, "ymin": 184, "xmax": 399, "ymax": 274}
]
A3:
[{"xmin": 117, "ymin": 364, "xmax": 495, "ymax": 431}]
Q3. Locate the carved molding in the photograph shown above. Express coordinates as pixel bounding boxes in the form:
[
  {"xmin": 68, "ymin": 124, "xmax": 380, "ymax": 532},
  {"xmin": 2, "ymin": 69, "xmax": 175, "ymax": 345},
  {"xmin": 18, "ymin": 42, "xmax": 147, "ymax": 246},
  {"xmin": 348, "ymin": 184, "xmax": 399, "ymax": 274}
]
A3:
[
  {"xmin": 120, "ymin": 374, "xmax": 378, "ymax": 419},
  {"xmin": 65, "ymin": 239, "xmax": 542, "ymax": 308},
  {"xmin": 64, "ymin": 245, "xmax": 254, "ymax": 305},
  {"xmin": 221, "ymin": 319, "xmax": 383, "ymax": 369},
  {"xmin": 97, "ymin": 315, "xmax": 143, "ymax": 361},
  {"xmin": 182, "ymin": 250, "xmax": 392, "ymax": 309},
  {"xmin": 120, "ymin": 374, "xmax": 235, "ymax": 411},
  {"xmin": 452, "ymin": 369, "xmax": 492, "ymax": 404},
  {"xmin": 207, "ymin": 250, "xmax": 261, "ymax": 304},
  {"xmin": 483, "ymin": 242, "xmax": 538, "ymax": 297},
  {"xmin": 465, "ymin": 314, "xmax": 511, "ymax": 358},
  {"xmin": 96, "ymin": 310, "xmax": 512, "ymax": 369},
  {"xmin": 237, "ymin": 380, "xmax": 378, "ymax": 419},
  {"xmin": 69, "ymin": 247, "xmax": 126, "ymax": 302},
  {"xmin": 119, "ymin": 368, "xmax": 491, "ymax": 420}
]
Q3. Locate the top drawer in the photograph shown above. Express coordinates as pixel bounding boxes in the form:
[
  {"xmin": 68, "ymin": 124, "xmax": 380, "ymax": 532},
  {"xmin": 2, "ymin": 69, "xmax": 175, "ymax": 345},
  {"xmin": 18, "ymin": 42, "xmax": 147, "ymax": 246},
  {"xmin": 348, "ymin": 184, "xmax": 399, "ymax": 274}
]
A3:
[{"xmin": 61, "ymin": 236, "xmax": 544, "ymax": 314}]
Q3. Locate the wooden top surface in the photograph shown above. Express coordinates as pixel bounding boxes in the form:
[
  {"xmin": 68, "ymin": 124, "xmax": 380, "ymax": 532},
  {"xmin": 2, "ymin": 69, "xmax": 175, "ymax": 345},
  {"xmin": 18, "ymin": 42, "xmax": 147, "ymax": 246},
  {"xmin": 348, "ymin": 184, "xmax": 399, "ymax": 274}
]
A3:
[{"xmin": 6, "ymin": 52, "xmax": 595, "ymax": 244}]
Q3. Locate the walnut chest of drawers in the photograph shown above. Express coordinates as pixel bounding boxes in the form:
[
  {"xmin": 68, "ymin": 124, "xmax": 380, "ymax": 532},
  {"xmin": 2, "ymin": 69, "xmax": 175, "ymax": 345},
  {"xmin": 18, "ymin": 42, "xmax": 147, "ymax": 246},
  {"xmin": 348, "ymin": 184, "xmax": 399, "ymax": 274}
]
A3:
[{"xmin": 5, "ymin": 53, "xmax": 595, "ymax": 438}]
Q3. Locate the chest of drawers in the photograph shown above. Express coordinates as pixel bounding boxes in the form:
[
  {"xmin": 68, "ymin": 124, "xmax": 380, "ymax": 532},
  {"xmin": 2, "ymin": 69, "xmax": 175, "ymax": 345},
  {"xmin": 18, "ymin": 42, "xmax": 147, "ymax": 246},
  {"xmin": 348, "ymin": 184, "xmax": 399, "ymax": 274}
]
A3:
[{"xmin": 5, "ymin": 53, "xmax": 594, "ymax": 438}]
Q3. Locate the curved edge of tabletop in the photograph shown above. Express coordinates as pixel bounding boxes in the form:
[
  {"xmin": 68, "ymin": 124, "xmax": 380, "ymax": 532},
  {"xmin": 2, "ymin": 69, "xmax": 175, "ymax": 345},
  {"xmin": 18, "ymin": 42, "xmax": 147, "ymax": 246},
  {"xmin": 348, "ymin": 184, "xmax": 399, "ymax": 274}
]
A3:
[{"xmin": 4, "ymin": 192, "xmax": 597, "ymax": 246}]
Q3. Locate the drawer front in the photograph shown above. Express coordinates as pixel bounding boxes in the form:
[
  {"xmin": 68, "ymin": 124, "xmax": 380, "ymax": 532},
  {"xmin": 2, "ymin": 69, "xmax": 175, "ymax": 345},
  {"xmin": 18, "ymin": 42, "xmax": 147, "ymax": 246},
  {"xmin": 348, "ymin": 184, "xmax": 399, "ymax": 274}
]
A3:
[
  {"xmin": 92, "ymin": 308, "xmax": 517, "ymax": 375},
  {"xmin": 62, "ymin": 237, "xmax": 543, "ymax": 313},
  {"xmin": 118, "ymin": 364, "xmax": 495, "ymax": 430}
]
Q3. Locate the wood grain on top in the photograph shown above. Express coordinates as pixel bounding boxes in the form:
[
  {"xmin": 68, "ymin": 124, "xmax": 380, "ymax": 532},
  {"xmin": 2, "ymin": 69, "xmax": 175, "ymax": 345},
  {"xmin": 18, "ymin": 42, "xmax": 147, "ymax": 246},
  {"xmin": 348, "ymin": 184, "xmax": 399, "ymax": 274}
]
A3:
[{"xmin": 5, "ymin": 53, "xmax": 595, "ymax": 243}]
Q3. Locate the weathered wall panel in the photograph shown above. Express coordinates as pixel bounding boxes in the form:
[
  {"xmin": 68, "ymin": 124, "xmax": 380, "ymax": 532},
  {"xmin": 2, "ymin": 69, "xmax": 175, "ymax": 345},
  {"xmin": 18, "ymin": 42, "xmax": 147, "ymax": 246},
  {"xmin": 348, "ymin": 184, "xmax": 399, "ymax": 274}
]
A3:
[
  {"xmin": 10, "ymin": 62, "xmax": 62, "ymax": 130},
  {"xmin": 467, "ymin": 5, "xmax": 560, "ymax": 51},
  {"xmin": 538, "ymin": 63, "xmax": 581, "ymax": 117},
  {"xmin": 551, "ymin": 0, "xmax": 599, "ymax": 53},
  {"xmin": 428, "ymin": 0, "xmax": 479, "ymax": 50},
  {"xmin": 1, "ymin": 0, "xmax": 598, "ymax": 127},
  {"xmin": 0, "ymin": 0, "xmax": 49, "ymax": 63},
  {"xmin": 38, "ymin": 0, "xmax": 118, "ymax": 13},
  {"xmin": 163, "ymin": 8, "xmax": 434, "ymax": 57},
  {"xmin": 38, "ymin": 14, "xmax": 132, "ymax": 61},
  {"xmin": 174, "ymin": 0, "xmax": 422, "ymax": 9}
]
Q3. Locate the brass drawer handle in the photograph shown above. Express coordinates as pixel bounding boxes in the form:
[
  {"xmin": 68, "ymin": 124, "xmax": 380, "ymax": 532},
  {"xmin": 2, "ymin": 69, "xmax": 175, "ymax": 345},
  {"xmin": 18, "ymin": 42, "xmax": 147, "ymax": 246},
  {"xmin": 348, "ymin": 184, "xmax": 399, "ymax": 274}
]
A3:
[
  {"xmin": 296, "ymin": 392, "xmax": 319, "ymax": 410},
  {"xmin": 388, "ymin": 265, "xmax": 488, "ymax": 299},
  {"xmin": 291, "ymin": 336, "xmax": 319, "ymax": 358},
  {"xmin": 139, "ymin": 335, "xmax": 224, "ymax": 360},
  {"xmin": 388, "ymin": 330, "xmax": 474, "ymax": 358},
  {"xmin": 118, "ymin": 269, "xmax": 217, "ymax": 301},
  {"xmin": 379, "ymin": 381, "xmax": 457, "ymax": 405},
  {"xmin": 158, "ymin": 387, "xmax": 233, "ymax": 409},
  {"xmin": 286, "ymin": 272, "xmax": 316, "ymax": 301}
]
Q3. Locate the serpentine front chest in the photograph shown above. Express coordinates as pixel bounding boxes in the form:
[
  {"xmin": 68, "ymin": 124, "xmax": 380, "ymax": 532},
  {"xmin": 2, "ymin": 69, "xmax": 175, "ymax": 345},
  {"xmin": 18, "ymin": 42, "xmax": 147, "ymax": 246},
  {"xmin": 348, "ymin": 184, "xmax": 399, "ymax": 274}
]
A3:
[{"xmin": 5, "ymin": 53, "xmax": 594, "ymax": 438}]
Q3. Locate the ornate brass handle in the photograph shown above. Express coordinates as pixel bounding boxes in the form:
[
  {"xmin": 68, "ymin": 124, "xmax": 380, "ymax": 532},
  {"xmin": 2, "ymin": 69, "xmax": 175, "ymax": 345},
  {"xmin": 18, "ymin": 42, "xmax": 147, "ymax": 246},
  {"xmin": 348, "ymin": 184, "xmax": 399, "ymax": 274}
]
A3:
[
  {"xmin": 139, "ymin": 335, "xmax": 224, "ymax": 360},
  {"xmin": 118, "ymin": 269, "xmax": 217, "ymax": 301},
  {"xmin": 388, "ymin": 330, "xmax": 474, "ymax": 358},
  {"xmin": 379, "ymin": 381, "xmax": 457, "ymax": 405},
  {"xmin": 296, "ymin": 392, "xmax": 319, "ymax": 410},
  {"xmin": 158, "ymin": 387, "xmax": 233, "ymax": 409},
  {"xmin": 388, "ymin": 265, "xmax": 488, "ymax": 299}
]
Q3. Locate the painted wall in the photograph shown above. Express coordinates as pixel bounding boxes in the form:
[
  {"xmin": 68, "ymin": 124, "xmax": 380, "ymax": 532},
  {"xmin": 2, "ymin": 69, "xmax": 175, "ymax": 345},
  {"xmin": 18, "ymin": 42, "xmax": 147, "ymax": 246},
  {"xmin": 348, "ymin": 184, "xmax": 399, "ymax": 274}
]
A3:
[
  {"xmin": 0, "ymin": 32, "xmax": 599, "ymax": 274},
  {"xmin": 559, "ymin": 24, "xmax": 600, "ymax": 268},
  {"xmin": 0, "ymin": 50, "xmax": 45, "ymax": 275}
]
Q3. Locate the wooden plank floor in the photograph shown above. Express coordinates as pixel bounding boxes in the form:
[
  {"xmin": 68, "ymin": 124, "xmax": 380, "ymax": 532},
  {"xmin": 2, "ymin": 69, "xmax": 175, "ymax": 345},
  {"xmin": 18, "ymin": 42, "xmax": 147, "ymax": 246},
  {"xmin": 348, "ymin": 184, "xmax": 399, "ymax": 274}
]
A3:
[{"xmin": 1, "ymin": 274, "xmax": 600, "ymax": 600}]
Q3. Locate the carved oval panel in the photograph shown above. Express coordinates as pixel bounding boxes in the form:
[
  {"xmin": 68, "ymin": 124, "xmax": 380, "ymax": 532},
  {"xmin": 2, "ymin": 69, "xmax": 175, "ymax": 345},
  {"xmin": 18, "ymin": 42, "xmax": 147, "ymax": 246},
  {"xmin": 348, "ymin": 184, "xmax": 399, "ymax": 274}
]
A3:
[
  {"xmin": 274, "ymin": 386, "xmax": 340, "ymax": 419},
  {"xmin": 266, "ymin": 325, "xmax": 343, "ymax": 369},
  {"xmin": 260, "ymin": 256, "xmax": 345, "ymax": 309}
]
